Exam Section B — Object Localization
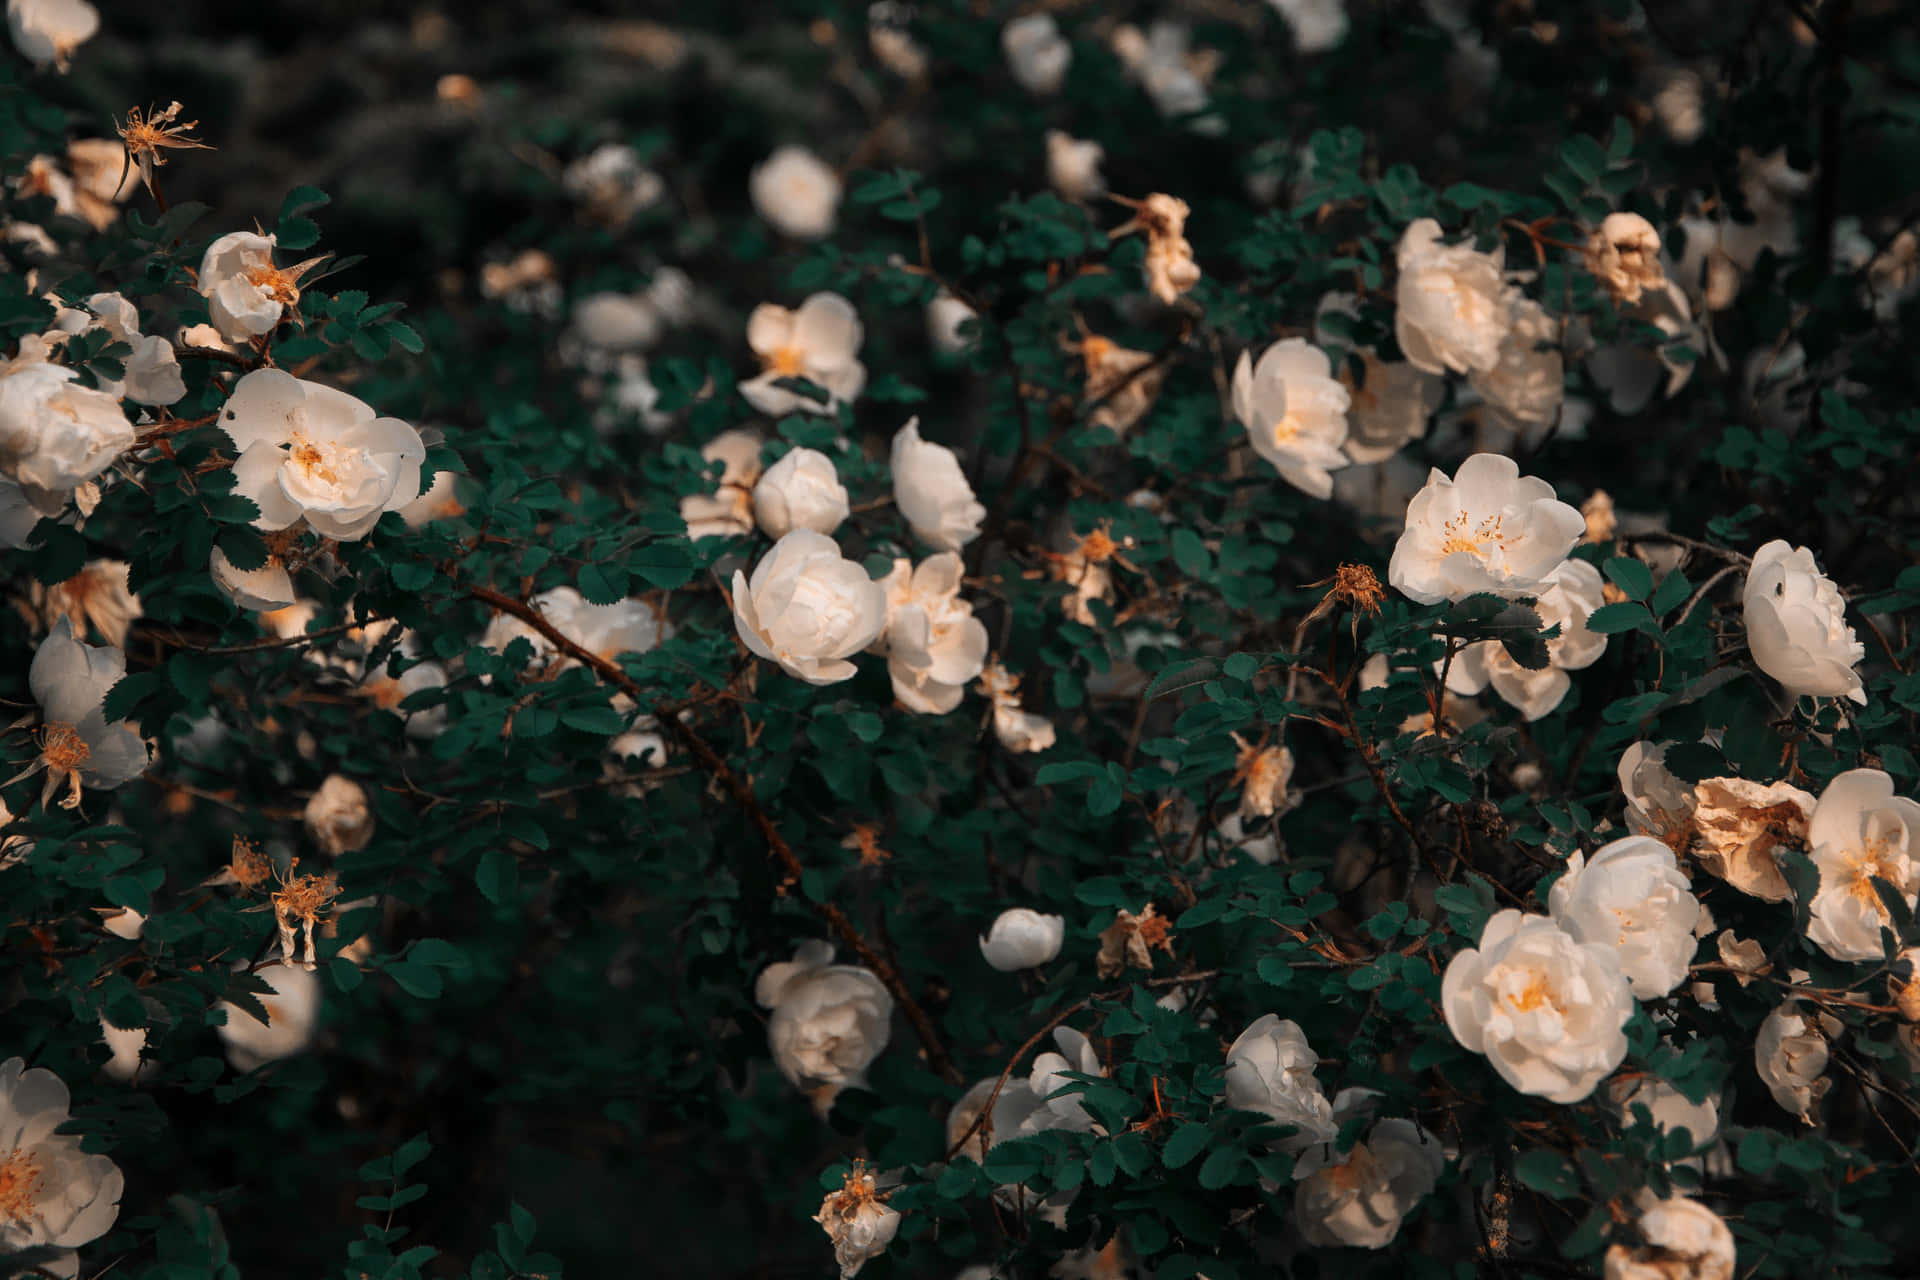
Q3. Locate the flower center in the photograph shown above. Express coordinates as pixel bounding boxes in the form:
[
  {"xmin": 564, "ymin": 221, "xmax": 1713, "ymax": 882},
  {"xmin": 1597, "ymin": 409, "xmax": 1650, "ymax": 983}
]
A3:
[
  {"xmin": 287, "ymin": 432, "xmax": 342, "ymax": 486},
  {"xmin": 244, "ymin": 264, "xmax": 302, "ymax": 308},
  {"xmin": 1271, "ymin": 413, "xmax": 1303, "ymax": 445},
  {"xmin": 1844, "ymin": 835, "xmax": 1907, "ymax": 912},
  {"xmin": 40, "ymin": 722, "xmax": 90, "ymax": 772},
  {"xmin": 0, "ymin": 1148, "xmax": 45, "ymax": 1224},
  {"xmin": 1505, "ymin": 974, "xmax": 1554, "ymax": 1014},
  {"xmin": 766, "ymin": 346, "xmax": 807, "ymax": 377},
  {"xmin": 1439, "ymin": 511, "xmax": 1512, "ymax": 559}
]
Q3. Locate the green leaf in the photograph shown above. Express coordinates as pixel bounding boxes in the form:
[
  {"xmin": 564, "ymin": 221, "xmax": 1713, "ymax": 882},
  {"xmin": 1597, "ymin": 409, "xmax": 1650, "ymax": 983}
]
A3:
[
  {"xmin": 1146, "ymin": 658, "xmax": 1220, "ymax": 700},
  {"xmin": 386, "ymin": 962, "xmax": 444, "ymax": 1000},
  {"xmin": 1513, "ymin": 1149, "xmax": 1581, "ymax": 1198},
  {"xmin": 1587, "ymin": 602, "xmax": 1652, "ymax": 635},
  {"xmin": 1603, "ymin": 556, "xmax": 1652, "ymax": 601},
  {"xmin": 1161, "ymin": 1123, "xmax": 1211, "ymax": 1170},
  {"xmin": 577, "ymin": 563, "xmax": 628, "ymax": 605},
  {"xmin": 476, "ymin": 849, "xmax": 517, "ymax": 905},
  {"xmin": 1197, "ymin": 1144, "xmax": 1245, "ymax": 1189},
  {"xmin": 561, "ymin": 706, "xmax": 627, "ymax": 735}
]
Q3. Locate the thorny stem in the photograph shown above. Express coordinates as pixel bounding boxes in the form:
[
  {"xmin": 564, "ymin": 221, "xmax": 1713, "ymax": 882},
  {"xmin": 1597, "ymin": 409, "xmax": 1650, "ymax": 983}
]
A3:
[{"xmin": 460, "ymin": 580, "xmax": 965, "ymax": 1085}]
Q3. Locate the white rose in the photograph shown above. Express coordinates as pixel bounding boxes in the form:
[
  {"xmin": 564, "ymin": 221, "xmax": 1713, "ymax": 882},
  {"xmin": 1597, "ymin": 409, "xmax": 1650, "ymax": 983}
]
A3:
[
  {"xmin": 1690, "ymin": 775, "xmax": 1813, "ymax": 901},
  {"xmin": 0, "ymin": 1058, "xmax": 122, "ymax": 1251},
  {"xmin": 218, "ymin": 962, "xmax": 321, "ymax": 1071},
  {"xmin": 199, "ymin": 231, "xmax": 302, "ymax": 344},
  {"xmin": 750, "ymin": 145, "xmax": 841, "ymax": 242},
  {"xmin": 1548, "ymin": 836, "xmax": 1700, "ymax": 998},
  {"xmin": 31, "ymin": 556, "xmax": 141, "ymax": 648},
  {"xmin": 569, "ymin": 292, "xmax": 662, "ymax": 355},
  {"xmin": 891, "ymin": 417, "xmax": 984, "ymax": 551},
  {"xmin": 680, "ymin": 428, "xmax": 763, "ymax": 540},
  {"xmin": 1586, "ymin": 280, "xmax": 1697, "ymax": 416},
  {"xmin": 1024, "ymin": 1026, "xmax": 1105, "ymax": 1134},
  {"xmin": 979, "ymin": 908, "xmax": 1066, "ymax": 970},
  {"xmin": 813, "ymin": 1166, "xmax": 900, "ymax": 1280},
  {"xmin": 1387, "ymin": 453, "xmax": 1585, "ymax": 604},
  {"xmin": 1394, "ymin": 218, "xmax": 1513, "ymax": 375},
  {"xmin": 874, "ymin": 552, "xmax": 988, "ymax": 713},
  {"xmin": 494, "ymin": 585, "xmax": 660, "ymax": 669},
  {"xmin": 1606, "ymin": 1076, "xmax": 1719, "ymax": 1151},
  {"xmin": 741, "ymin": 292, "xmax": 866, "ymax": 418},
  {"xmin": 6, "ymin": 0, "xmax": 97, "ymax": 71},
  {"xmin": 1045, "ymin": 129, "xmax": 1105, "ymax": 203},
  {"xmin": 1805, "ymin": 768, "xmax": 1920, "ymax": 962},
  {"xmin": 28, "ymin": 618, "xmax": 150, "ymax": 805},
  {"xmin": 1618, "ymin": 741, "xmax": 1694, "ymax": 844},
  {"xmin": 100, "ymin": 1017, "xmax": 147, "ymax": 1083},
  {"xmin": 1295, "ymin": 1118, "xmax": 1443, "ymax": 1249},
  {"xmin": 1585, "ymin": 212, "xmax": 1667, "ymax": 306},
  {"xmin": 1222, "ymin": 1014, "xmax": 1335, "ymax": 1150},
  {"xmin": 925, "ymin": 291, "xmax": 977, "ymax": 355},
  {"xmin": 304, "ymin": 773, "xmax": 373, "ymax": 856},
  {"xmin": 1002, "ymin": 14, "xmax": 1070, "ymax": 94},
  {"xmin": 980, "ymin": 663, "xmax": 1055, "ymax": 753},
  {"xmin": 1441, "ymin": 909, "xmax": 1634, "ymax": 1102},
  {"xmin": 733, "ymin": 530, "xmax": 887, "ymax": 685},
  {"xmin": 947, "ymin": 1076, "xmax": 1044, "ymax": 1161},
  {"xmin": 0, "ymin": 363, "xmax": 133, "ymax": 500},
  {"xmin": 1468, "ymin": 295, "xmax": 1564, "ymax": 430},
  {"xmin": 221, "ymin": 368, "xmax": 426, "ymax": 541},
  {"xmin": 755, "ymin": 941, "xmax": 893, "ymax": 1108},
  {"xmin": 1755, "ymin": 1001, "xmax": 1831, "ymax": 1120},
  {"xmin": 1341, "ymin": 352, "xmax": 1443, "ymax": 464},
  {"xmin": 1233, "ymin": 736, "xmax": 1297, "ymax": 820},
  {"xmin": 1444, "ymin": 557, "xmax": 1607, "ymax": 720},
  {"xmin": 753, "ymin": 447, "xmax": 849, "ymax": 539},
  {"xmin": 1232, "ymin": 339, "xmax": 1351, "ymax": 499},
  {"xmin": 1605, "ymin": 1193, "xmax": 1735, "ymax": 1280},
  {"xmin": 1741, "ymin": 539, "xmax": 1866, "ymax": 705},
  {"xmin": 210, "ymin": 544, "xmax": 298, "ymax": 612},
  {"xmin": 1268, "ymin": 0, "xmax": 1348, "ymax": 53},
  {"xmin": 58, "ymin": 293, "xmax": 185, "ymax": 406}
]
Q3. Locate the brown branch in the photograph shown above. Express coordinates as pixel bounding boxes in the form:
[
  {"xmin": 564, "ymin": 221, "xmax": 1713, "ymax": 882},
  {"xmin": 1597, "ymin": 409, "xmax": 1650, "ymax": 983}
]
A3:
[{"xmin": 461, "ymin": 580, "xmax": 963, "ymax": 1085}]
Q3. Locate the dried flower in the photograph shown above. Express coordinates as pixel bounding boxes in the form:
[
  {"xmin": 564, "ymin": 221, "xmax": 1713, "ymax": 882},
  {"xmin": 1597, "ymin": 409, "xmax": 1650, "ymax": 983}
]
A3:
[
  {"xmin": 1582, "ymin": 489, "xmax": 1618, "ymax": 544},
  {"xmin": 1096, "ymin": 904, "xmax": 1174, "ymax": 978},
  {"xmin": 270, "ymin": 858, "xmax": 341, "ymax": 970},
  {"xmin": 813, "ymin": 1161, "xmax": 900, "ymax": 1279},
  {"xmin": 115, "ymin": 101, "xmax": 212, "ymax": 196},
  {"xmin": 1689, "ymin": 777, "xmax": 1814, "ymax": 902},
  {"xmin": 1076, "ymin": 333, "xmax": 1164, "ymax": 435},
  {"xmin": 1110, "ymin": 193, "xmax": 1201, "ymax": 304},
  {"xmin": 1585, "ymin": 212, "xmax": 1668, "ymax": 307}
]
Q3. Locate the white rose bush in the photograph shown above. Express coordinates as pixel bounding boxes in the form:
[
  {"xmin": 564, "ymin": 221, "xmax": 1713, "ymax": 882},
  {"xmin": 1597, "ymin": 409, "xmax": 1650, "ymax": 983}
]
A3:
[{"xmin": 2, "ymin": 4, "xmax": 1919, "ymax": 1279}]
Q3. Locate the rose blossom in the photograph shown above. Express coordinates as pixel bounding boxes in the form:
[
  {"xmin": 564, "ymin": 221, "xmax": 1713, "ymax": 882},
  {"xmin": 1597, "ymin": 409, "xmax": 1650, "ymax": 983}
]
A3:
[
  {"xmin": 740, "ymin": 292, "xmax": 866, "ymax": 418},
  {"xmin": 1223, "ymin": 1014, "xmax": 1335, "ymax": 1150},
  {"xmin": 891, "ymin": 417, "xmax": 984, "ymax": 552},
  {"xmin": 1441, "ymin": 909, "xmax": 1634, "ymax": 1102},
  {"xmin": 1755, "ymin": 1000, "xmax": 1830, "ymax": 1121},
  {"xmin": 1607, "ymin": 1075, "xmax": 1720, "ymax": 1152},
  {"xmin": 1394, "ymin": 218, "xmax": 1513, "ymax": 376},
  {"xmin": 873, "ymin": 552, "xmax": 988, "ymax": 713},
  {"xmin": 1046, "ymin": 129, "xmax": 1105, "ymax": 203},
  {"xmin": 979, "ymin": 663, "xmax": 1055, "ymax": 753},
  {"xmin": 1604, "ymin": 1193, "xmax": 1735, "ymax": 1280},
  {"xmin": 1295, "ymin": 1118, "xmax": 1444, "ymax": 1249},
  {"xmin": 304, "ymin": 774, "xmax": 373, "ymax": 856},
  {"xmin": 1805, "ymin": 768, "xmax": 1920, "ymax": 963},
  {"xmin": 979, "ymin": 908, "xmax": 1066, "ymax": 971},
  {"xmin": 1741, "ymin": 539, "xmax": 1866, "ymax": 705},
  {"xmin": 1002, "ymin": 14, "xmax": 1070, "ymax": 94},
  {"xmin": 1468, "ymin": 295, "xmax": 1564, "ymax": 431},
  {"xmin": 53, "ymin": 293, "xmax": 186, "ymax": 406},
  {"xmin": 198, "ymin": 231, "xmax": 313, "ymax": 344},
  {"xmin": 218, "ymin": 962, "xmax": 321, "ymax": 1071},
  {"xmin": 756, "ymin": 941, "xmax": 892, "ymax": 1111},
  {"xmin": 752, "ymin": 446, "xmax": 849, "ymax": 539},
  {"xmin": 1387, "ymin": 453, "xmax": 1584, "ymax": 604},
  {"xmin": 1232, "ymin": 338, "xmax": 1351, "ymax": 499},
  {"xmin": 813, "ymin": 1164, "xmax": 899, "ymax": 1279},
  {"xmin": 732, "ymin": 530, "xmax": 887, "ymax": 685},
  {"xmin": 1342, "ymin": 352, "xmax": 1443, "ymax": 463},
  {"xmin": 1618, "ymin": 741, "xmax": 1694, "ymax": 845},
  {"xmin": 210, "ymin": 544, "xmax": 297, "ymax": 612},
  {"xmin": 1024, "ymin": 1027, "xmax": 1105, "ymax": 1134},
  {"xmin": 28, "ymin": 618, "xmax": 149, "ymax": 808},
  {"xmin": 1268, "ymin": 0, "xmax": 1348, "ymax": 54},
  {"xmin": 0, "ymin": 362, "xmax": 133, "ymax": 504},
  {"xmin": 1548, "ymin": 837, "xmax": 1700, "ymax": 998},
  {"xmin": 1585, "ymin": 212, "xmax": 1668, "ymax": 307},
  {"xmin": 1444, "ymin": 557, "xmax": 1606, "ymax": 720},
  {"xmin": 220, "ymin": 369, "xmax": 425, "ymax": 541},
  {"xmin": 680, "ymin": 428, "xmax": 762, "ymax": 539},
  {"xmin": 749, "ymin": 145, "xmax": 841, "ymax": 242},
  {"xmin": 30, "ymin": 557, "xmax": 139, "ymax": 648},
  {"xmin": 1689, "ymin": 776, "xmax": 1813, "ymax": 901},
  {"xmin": 1586, "ymin": 279, "xmax": 1697, "ymax": 416},
  {"xmin": 6, "ymin": 0, "xmax": 97, "ymax": 71},
  {"xmin": 0, "ymin": 1058, "xmax": 122, "ymax": 1251}
]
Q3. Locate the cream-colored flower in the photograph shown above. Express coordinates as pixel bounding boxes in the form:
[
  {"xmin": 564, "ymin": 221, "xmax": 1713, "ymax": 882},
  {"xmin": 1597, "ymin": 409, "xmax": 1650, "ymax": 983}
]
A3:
[
  {"xmin": 814, "ymin": 1163, "xmax": 900, "ymax": 1279},
  {"xmin": 1468, "ymin": 295, "xmax": 1563, "ymax": 431},
  {"xmin": 1046, "ymin": 130, "xmax": 1105, "ymax": 203},
  {"xmin": 1548, "ymin": 837, "xmax": 1700, "ymax": 998},
  {"xmin": 750, "ymin": 145, "xmax": 841, "ymax": 242},
  {"xmin": 1805, "ymin": 769, "xmax": 1920, "ymax": 963},
  {"xmin": 304, "ymin": 774, "xmax": 373, "ymax": 857},
  {"xmin": 0, "ymin": 363, "xmax": 133, "ymax": 505},
  {"xmin": 741, "ymin": 292, "xmax": 866, "ymax": 417},
  {"xmin": 0, "ymin": 1058, "xmax": 122, "ymax": 1251},
  {"xmin": 1387, "ymin": 453, "xmax": 1584, "ymax": 604},
  {"xmin": 891, "ymin": 417, "xmax": 984, "ymax": 551},
  {"xmin": 925, "ymin": 291, "xmax": 977, "ymax": 355},
  {"xmin": 732, "ymin": 530, "xmax": 888, "ymax": 685},
  {"xmin": 1586, "ymin": 213, "xmax": 1668, "ymax": 306},
  {"xmin": 218, "ymin": 963, "xmax": 321, "ymax": 1071},
  {"xmin": 1441, "ymin": 909, "xmax": 1633, "ymax": 1102},
  {"xmin": 221, "ymin": 369, "xmax": 425, "ymax": 541},
  {"xmin": 31, "ymin": 558, "xmax": 140, "ymax": 647},
  {"xmin": 569, "ymin": 291, "xmax": 663, "ymax": 357},
  {"xmin": 1002, "ymin": 14, "xmax": 1070, "ymax": 94},
  {"xmin": 1443, "ymin": 557, "xmax": 1606, "ymax": 721},
  {"xmin": 1604, "ymin": 1193, "xmax": 1735, "ymax": 1280},
  {"xmin": 1296, "ymin": 1118, "xmax": 1443, "ymax": 1249},
  {"xmin": 1340, "ymin": 352, "xmax": 1443, "ymax": 464},
  {"xmin": 1607, "ymin": 1076, "xmax": 1719, "ymax": 1151},
  {"xmin": 1232, "ymin": 339, "xmax": 1350, "ymax": 498},
  {"xmin": 47, "ymin": 293, "xmax": 186, "ymax": 406},
  {"xmin": 1586, "ymin": 280, "xmax": 1698, "ymax": 416},
  {"xmin": 1223, "ymin": 1015, "xmax": 1334, "ymax": 1150},
  {"xmin": 1077, "ymin": 334, "xmax": 1164, "ymax": 435},
  {"xmin": 1394, "ymin": 218, "xmax": 1513, "ymax": 375},
  {"xmin": 210, "ymin": 544, "xmax": 297, "ymax": 612},
  {"xmin": 6, "ymin": 0, "xmax": 97, "ymax": 71},
  {"xmin": 197, "ymin": 232, "xmax": 318, "ymax": 344},
  {"xmin": 1094, "ymin": 904, "xmax": 1173, "ymax": 978},
  {"xmin": 980, "ymin": 663, "xmax": 1055, "ymax": 753},
  {"xmin": 1112, "ymin": 193, "xmax": 1201, "ymax": 305},
  {"xmin": 1619, "ymin": 741, "xmax": 1694, "ymax": 845},
  {"xmin": 680, "ymin": 428, "xmax": 762, "ymax": 539},
  {"xmin": 980, "ymin": 908, "xmax": 1065, "ymax": 971},
  {"xmin": 1024, "ymin": 1027, "xmax": 1105, "ymax": 1134},
  {"xmin": 756, "ymin": 941, "xmax": 893, "ymax": 1111},
  {"xmin": 562, "ymin": 142, "xmax": 664, "ymax": 226},
  {"xmin": 1754, "ymin": 1001, "xmax": 1830, "ymax": 1121},
  {"xmin": 100, "ymin": 1018, "xmax": 147, "ymax": 1084},
  {"xmin": 753, "ymin": 446, "xmax": 849, "ymax": 539},
  {"xmin": 1231, "ymin": 734, "xmax": 1297, "ymax": 820},
  {"xmin": 1742, "ymin": 540, "xmax": 1866, "ymax": 705},
  {"xmin": 1268, "ymin": 0, "xmax": 1348, "ymax": 53},
  {"xmin": 25, "ymin": 619, "xmax": 148, "ymax": 808},
  {"xmin": 873, "ymin": 553, "xmax": 988, "ymax": 713},
  {"xmin": 1716, "ymin": 930, "xmax": 1768, "ymax": 986},
  {"xmin": 1690, "ymin": 776, "xmax": 1813, "ymax": 901}
]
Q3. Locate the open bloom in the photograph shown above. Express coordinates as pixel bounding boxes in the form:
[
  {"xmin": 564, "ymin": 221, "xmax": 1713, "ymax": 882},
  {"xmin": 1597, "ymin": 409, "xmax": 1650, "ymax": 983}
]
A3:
[
  {"xmin": 0, "ymin": 1058, "xmax": 122, "ymax": 1251},
  {"xmin": 211, "ymin": 544, "xmax": 297, "ymax": 612},
  {"xmin": 980, "ymin": 908, "xmax": 1065, "ymax": 970},
  {"xmin": 218, "ymin": 963, "xmax": 321, "ymax": 1071},
  {"xmin": 221, "ymin": 369, "xmax": 425, "ymax": 540},
  {"xmin": 753, "ymin": 446, "xmax": 849, "ymax": 539},
  {"xmin": 1605, "ymin": 1193, "xmax": 1735, "ymax": 1280},
  {"xmin": 1805, "ymin": 769, "xmax": 1920, "ymax": 962},
  {"xmin": 1395, "ymin": 218, "xmax": 1513, "ymax": 375},
  {"xmin": 1586, "ymin": 280, "xmax": 1697, "ymax": 416},
  {"xmin": 1548, "ymin": 837, "xmax": 1701, "ymax": 998},
  {"xmin": 891, "ymin": 418, "xmax": 984, "ymax": 551},
  {"xmin": 1232, "ymin": 339, "xmax": 1351, "ymax": 498},
  {"xmin": 1444, "ymin": 556, "xmax": 1606, "ymax": 721},
  {"xmin": 1690, "ymin": 776, "xmax": 1813, "ymax": 901},
  {"xmin": 1468, "ymin": 295, "xmax": 1564, "ymax": 431},
  {"xmin": 1442, "ymin": 910, "xmax": 1634, "ymax": 1102},
  {"xmin": 980, "ymin": 663, "xmax": 1055, "ymax": 753},
  {"xmin": 6, "ymin": 0, "xmax": 97, "ymax": 71},
  {"xmin": 305, "ymin": 774, "xmax": 373, "ymax": 856},
  {"xmin": 44, "ymin": 293, "xmax": 185, "ymax": 406},
  {"xmin": 750, "ymin": 145, "xmax": 840, "ymax": 242},
  {"xmin": 733, "ymin": 530, "xmax": 887, "ymax": 685},
  {"xmin": 1296, "ymin": 1118, "xmax": 1443, "ymax": 1249},
  {"xmin": 31, "ymin": 558, "xmax": 140, "ymax": 648},
  {"xmin": 680, "ymin": 428, "xmax": 762, "ymax": 539},
  {"xmin": 1003, "ymin": 14, "xmax": 1070, "ymax": 94},
  {"xmin": 1223, "ymin": 1015, "xmax": 1335, "ymax": 1149},
  {"xmin": 1388, "ymin": 453, "xmax": 1584, "ymax": 604},
  {"xmin": 1586, "ymin": 213, "xmax": 1668, "ymax": 307},
  {"xmin": 1619, "ymin": 741, "xmax": 1694, "ymax": 846},
  {"xmin": 1755, "ymin": 1001, "xmax": 1830, "ymax": 1121},
  {"xmin": 814, "ymin": 1163, "xmax": 899, "ymax": 1280},
  {"xmin": 26, "ymin": 619, "xmax": 148, "ymax": 808},
  {"xmin": 1607, "ymin": 1076, "xmax": 1720, "ymax": 1152},
  {"xmin": 0, "ymin": 363, "xmax": 134, "ymax": 504},
  {"xmin": 198, "ymin": 232, "xmax": 319, "ymax": 344},
  {"xmin": 1046, "ymin": 129, "xmax": 1105, "ymax": 202},
  {"xmin": 1269, "ymin": 0, "xmax": 1348, "ymax": 53},
  {"xmin": 1742, "ymin": 540, "xmax": 1866, "ymax": 705},
  {"xmin": 756, "ymin": 941, "xmax": 893, "ymax": 1110},
  {"xmin": 741, "ymin": 293, "xmax": 866, "ymax": 418},
  {"xmin": 1077, "ymin": 333, "xmax": 1164, "ymax": 436},
  {"xmin": 1025, "ymin": 1027, "xmax": 1105, "ymax": 1134},
  {"xmin": 1341, "ymin": 351, "xmax": 1443, "ymax": 464},
  {"xmin": 873, "ymin": 553, "xmax": 988, "ymax": 713}
]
